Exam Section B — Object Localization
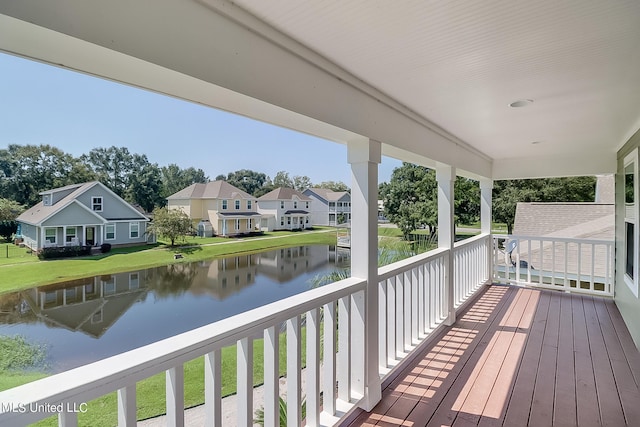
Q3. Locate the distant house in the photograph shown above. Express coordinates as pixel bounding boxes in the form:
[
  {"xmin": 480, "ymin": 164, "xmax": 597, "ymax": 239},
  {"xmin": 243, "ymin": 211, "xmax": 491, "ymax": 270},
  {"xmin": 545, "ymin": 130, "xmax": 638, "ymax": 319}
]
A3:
[
  {"xmin": 16, "ymin": 181, "xmax": 151, "ymax": 252},
  {"xmin": 256, "ymin": 187, "xmax": 311, "ymax": 231},
  {"xmin": 166, "ymin": 181, "xmax": 261, "ymax": 237},
  {"xmin": 303, "ymin": 188, "xmax": 351, "ymax": 226}
]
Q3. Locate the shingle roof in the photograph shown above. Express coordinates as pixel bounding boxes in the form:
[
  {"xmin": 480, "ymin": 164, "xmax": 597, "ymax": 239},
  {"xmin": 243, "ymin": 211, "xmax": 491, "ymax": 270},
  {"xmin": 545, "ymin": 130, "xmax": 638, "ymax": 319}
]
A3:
[
  {"xmin": 17, "ymin": 181, "xmax": 100, "ymax": 225},
  {"xmin": 166, "ymin": 181, "xmax": 254, "ymax": 200},
  {"xmin": 17, "ymin": 181, "xmax": 149, "ymax": 226},
  {"xmin": 513, "ymin": 203, "xmax": 614, "ymax": 240},
  {"xmin": 305, "ymin": 188, "xmax": 350, "ymax": 202},
  {"xmin": 258, "ymin": 187, "xmax": 311, "ymax": 201}
]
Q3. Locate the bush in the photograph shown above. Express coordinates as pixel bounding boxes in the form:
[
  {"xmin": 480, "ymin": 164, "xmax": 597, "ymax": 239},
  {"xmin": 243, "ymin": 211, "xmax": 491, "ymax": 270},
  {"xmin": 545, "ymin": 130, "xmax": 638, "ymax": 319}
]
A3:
[
  {"xmin": 38, "ymin": 245, "xmax": 91, "ymax": 260},
  {"xmin": 100, "ymin": 243, "xmax": 112, "ymax": 253}
]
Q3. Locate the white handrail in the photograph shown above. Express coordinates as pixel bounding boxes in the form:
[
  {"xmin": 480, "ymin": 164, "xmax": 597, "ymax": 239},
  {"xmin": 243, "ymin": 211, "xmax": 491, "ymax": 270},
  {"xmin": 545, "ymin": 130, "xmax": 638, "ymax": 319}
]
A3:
[{"xmin": 0, "ymin": 277, "xmax": 366, "ymax": 426}]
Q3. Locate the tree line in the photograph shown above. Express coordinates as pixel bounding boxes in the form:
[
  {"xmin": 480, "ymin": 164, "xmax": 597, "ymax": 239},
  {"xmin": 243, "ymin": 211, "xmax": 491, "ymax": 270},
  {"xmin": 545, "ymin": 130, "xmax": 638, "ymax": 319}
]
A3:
[
  {"xmin": 0, "ymin": 143, "xmax": 349, "ymax": 216},
  {"xmin": 379, "ymin": 162, "xmax": 597, "ymax": 237}
]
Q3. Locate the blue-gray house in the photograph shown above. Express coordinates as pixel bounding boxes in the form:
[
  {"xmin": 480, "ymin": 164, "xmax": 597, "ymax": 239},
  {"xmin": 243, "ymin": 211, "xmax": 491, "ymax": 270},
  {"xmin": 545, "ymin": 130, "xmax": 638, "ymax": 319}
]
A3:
[{"xmin": 16, "ymin": 181, "xmax": 152, "ymax": 251}]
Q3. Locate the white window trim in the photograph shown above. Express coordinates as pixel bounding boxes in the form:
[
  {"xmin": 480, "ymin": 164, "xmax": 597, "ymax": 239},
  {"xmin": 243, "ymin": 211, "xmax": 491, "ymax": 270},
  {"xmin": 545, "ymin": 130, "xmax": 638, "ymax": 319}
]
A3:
[
  {"xmin": 247, "ymin": 200, "xmax": 252, "ymax": 210},
  {"xmin": 235, "ymin": 219, "xmax": 240, "ymax": 230},
  {"xmin": 45, "ymin": 228, "xmax": 57, "ymax": 244},
  {"xmin": 105, "ymin": 223, "xmax": 116, "ymax": 240},
  {"xmin": 129, "ymin": 222, "xmax": 140, "ymax": 239},
  {"xmin": 235, "ymin": 200, "xmax": 240, "ymax": 210},
  {"xmin": 92, "ymin": 195, "xmax": 103, "ymax": 212},
  {"xmin": 43, "ymin": 194, "xmax": 51, "ymax": 206},
  {"xmin": 222, "ymin": 200, "xmax": 228, "ymax": 210},
  {"xmin": 65, "ymin": 227, "xmax": 77, "ymax": 243},
  {"xmin": 624, "ymin": 148, "xmax": 639, "ymax": 297}
]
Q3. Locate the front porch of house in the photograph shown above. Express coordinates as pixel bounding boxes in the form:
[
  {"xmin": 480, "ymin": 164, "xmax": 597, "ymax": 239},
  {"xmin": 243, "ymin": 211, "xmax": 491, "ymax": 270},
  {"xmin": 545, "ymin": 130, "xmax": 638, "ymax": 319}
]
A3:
[{"xmin": 344, "ymin": 284, "xmax": 640, "ymax": 427}]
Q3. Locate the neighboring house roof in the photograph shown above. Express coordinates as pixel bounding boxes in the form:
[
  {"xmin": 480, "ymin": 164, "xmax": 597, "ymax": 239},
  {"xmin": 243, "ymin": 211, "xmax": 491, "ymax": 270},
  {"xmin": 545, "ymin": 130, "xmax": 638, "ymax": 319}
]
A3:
[
  {"xmin": 258, "ymin": 187, "xmax": 312, "ymax": 201},
  {"xmin": 218, "ymin": 212, "xmax": 261, "ymax": 217},
  {"xmin": 513, "ymin": 202, "xmax": 614, "ymax": 240},
  {"xmin": 167, "ymin": 181, "xmax": 254, "ymax": 200},
  {"xmin": 304, "ymin": 188, "xmax": 350, "ymax": 203},
  {"xmin": 16, "ymin": 181, "xmax": 148, "ymax": 226},
  {"xmin": 284, "ymin": 210, "xmax": 310, "ymax": 214}
]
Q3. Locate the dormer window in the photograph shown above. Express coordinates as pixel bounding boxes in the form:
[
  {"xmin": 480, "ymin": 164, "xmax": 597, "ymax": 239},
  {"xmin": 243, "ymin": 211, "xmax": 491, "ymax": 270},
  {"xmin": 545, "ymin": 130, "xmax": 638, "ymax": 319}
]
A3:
[
  {"xmin": 222, "ymin": 200, "xmax": 228, "ymax": 210},
  {"xmin": 294, "ymin": 201, "xmax": 298, "ymax": 209},
  {"xmin": 247, "ymin": 200, "xmax": 252, "ymax": 210},
  {"xmin": 235, "ymin": 200, "xmax": 240, "ymax": 210},
  {"xmin": 43, "ymin": 194, "xmax": 51, "ymax": 206},
  {"xmin": 280, "ymin": 201, "xmax": 285, "ymax": 209},
  {"xmin": 92, "ymin": 196, "xmax": 103, "ymax": 212}
]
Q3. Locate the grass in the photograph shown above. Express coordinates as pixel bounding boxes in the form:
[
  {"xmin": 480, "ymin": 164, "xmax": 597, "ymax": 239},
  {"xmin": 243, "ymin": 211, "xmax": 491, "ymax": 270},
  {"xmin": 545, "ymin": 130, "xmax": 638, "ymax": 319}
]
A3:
[
  {"xmin": 0, "ymin": 335, "xmax": 49, "ymax": 392},
  {"xmin": 0, "ymin": 243, "xmax": 39, "ymax": 266},
  {"xmin": 0, "ymin": 229, "xmax": 336, "ymax": 294},
  {"xmin": 3, "ymin": 329, "xmax": 307, "ymax": 427}
]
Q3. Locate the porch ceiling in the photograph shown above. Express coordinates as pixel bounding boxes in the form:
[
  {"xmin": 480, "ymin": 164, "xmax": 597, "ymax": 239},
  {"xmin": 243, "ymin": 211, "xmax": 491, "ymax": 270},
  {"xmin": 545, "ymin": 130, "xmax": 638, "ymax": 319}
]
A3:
[{"xmin": 1, "ymin": 1, "xmax": 639, "ymax": 179}]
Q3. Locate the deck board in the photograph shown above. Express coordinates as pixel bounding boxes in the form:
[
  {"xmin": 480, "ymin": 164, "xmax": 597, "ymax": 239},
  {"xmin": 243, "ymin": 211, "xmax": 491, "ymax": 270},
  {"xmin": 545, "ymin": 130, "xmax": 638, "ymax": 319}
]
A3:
[{"xmin": 343, "ymin": 285, "xmax": 640, "ymax": 427}]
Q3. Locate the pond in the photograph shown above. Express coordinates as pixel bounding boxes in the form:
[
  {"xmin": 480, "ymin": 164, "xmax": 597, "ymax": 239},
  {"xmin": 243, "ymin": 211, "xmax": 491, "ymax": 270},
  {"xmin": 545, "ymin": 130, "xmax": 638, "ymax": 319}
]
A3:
[{"xmin": 0, "ymin": 245, "xmax": 350, "ymax": 373}]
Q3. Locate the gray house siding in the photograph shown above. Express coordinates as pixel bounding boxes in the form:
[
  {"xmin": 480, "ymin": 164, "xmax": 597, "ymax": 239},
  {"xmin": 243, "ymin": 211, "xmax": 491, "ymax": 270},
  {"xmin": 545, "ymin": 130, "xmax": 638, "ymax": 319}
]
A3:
[
  {"xmin": 42, "ymin": 203, "xmax": 103, "ymax": 227},
  {"xmin": 75, "ymin": 190, "xmax": 143, "ymax": 220},
  {"xmin": 104, "ymin": 221, "xmax": 147, "ymax": 246}
]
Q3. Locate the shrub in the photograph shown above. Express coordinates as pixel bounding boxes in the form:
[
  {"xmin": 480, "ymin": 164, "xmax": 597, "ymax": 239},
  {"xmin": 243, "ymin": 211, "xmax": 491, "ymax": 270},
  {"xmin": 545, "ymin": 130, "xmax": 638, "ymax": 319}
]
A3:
[
  {"xmin": 100, "ymin": 243, "xmax": 112, "ymax": 253},
  {"xmin": 38, "ymin": 245, "xmax": 92, "ymax": 260}
]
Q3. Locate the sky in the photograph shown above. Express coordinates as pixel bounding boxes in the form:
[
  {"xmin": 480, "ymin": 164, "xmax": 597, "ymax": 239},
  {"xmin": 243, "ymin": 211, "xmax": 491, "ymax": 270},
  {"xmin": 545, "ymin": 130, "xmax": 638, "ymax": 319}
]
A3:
[{"xmin": 0, "ymin": 52, "xmax": 402, "ymax": 186}]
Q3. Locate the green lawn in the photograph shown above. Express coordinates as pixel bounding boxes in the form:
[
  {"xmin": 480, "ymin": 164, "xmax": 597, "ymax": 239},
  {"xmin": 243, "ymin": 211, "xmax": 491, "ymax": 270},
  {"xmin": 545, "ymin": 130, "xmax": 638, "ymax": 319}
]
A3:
[
  {"xmin": 0, "ymin": 243, "xmax": 39, "ymax": 266},
  {"xmin": 4, "ymin": 330, "xmax": 307, "ymax": 426},
  {"xmin": 0, "ymin": 230, "xmax": 336, "ymax": 294}
]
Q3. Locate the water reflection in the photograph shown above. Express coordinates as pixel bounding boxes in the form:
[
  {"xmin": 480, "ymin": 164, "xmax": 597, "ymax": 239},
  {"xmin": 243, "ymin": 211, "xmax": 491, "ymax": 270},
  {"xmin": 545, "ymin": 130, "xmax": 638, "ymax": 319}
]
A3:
[{"xmin": 0, "ymin": 245, "xmax": 349, "ymax": 371}]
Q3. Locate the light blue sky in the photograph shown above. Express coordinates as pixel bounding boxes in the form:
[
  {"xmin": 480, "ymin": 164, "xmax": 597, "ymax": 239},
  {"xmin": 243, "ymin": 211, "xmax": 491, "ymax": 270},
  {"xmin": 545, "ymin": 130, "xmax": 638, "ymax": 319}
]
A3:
[{"xmin": 0, "ymin": 52, "xmax": 401, "ymax": 185}]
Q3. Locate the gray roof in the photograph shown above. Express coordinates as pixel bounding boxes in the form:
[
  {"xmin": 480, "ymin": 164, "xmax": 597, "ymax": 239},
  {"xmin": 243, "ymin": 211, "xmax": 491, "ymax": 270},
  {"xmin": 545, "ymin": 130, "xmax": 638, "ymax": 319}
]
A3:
[
  {"xmin": 305, "ymin": 188, "xmax": 350, "ymax": 202},
  {"xmin": 258, "ymin": 187, "xmax": 311, "ymax": 201},
  {"xmin": 17, "ymin": 181, "xmax": 150, "ymax": 226},
  {"xmin": 167, "ymin": 181, "xmax": 254, "ymax": 200},
  {"xmin": 284, "ymin": 210, "xmax": 310, "ymax": 214},
  {"xmin": 513, "ymin": 202, "xmax": 614, "ymax": 240}
]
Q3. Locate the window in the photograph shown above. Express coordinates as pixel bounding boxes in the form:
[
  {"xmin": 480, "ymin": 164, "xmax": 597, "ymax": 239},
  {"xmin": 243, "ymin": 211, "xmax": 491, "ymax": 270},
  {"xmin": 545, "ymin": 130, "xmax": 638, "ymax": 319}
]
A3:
[
  {"xmin": 222, "ymin": 200, "xmax": 228, "ymax": 210},
  {"xmin": 305, "ymin": 202, "xmax": 309, "ymax": 209},
  {"xmin": 235, "ymin": 200, "xmax": 240, "ymax": 210},
  {"xmin": 338, "ymin": 202, "xmax": 342, "ymax": 207},
  {"xmin": 43, "ymin": 194, "xmax": 51, "ymax": 206},
  {"xmin": 287, "ymin": 217, "xmax": 291, "ymax": 225},
  {"xmin": 248, "ymin": 218, "xmax": 252, "ymax": 230},
  {"xmin": 294, "ymin": 201, "xmax": 298, "ymax": 209},
  {"xmin": 105, "ymin": 224, "xmax": 116, "ymax": 240},
  {"xmin": 92, "ymin": 196, "xmax": 103, "ymax": 211},
  {"xmin": 280, "ymin": 201, "xmax": 285, "ymax": 209},
  {"xmin": 247, "ymin": 200, "xmax": 252, "ymax": 209},
  {"xmin": 306, "ymin": 217, "xmax": 309, "ymax": 224},
  {"xmin": 66, "ymin": 228, "xmax": 76, "ymax": 243},
  {"xmin": 625, "ymin": 149, "xmax": 638, "ymax": 297},
  {"xmin": 130, "ymin": 222, "xmax": 140, "ymax": 239},
  {"xmin": 329, "ymin": 202, "xmax": 335, "ymax": 207},
  {"xmin": 129, "ymin": 273, "xmax": 139, "ymax": 290},
  {"xmin": 235, "ymin": 219, "xmax": 240, "ymax": 230},
  {"xmin": 280, "ymin": 216, "xmax": 284, "ymax": 226},
  {"xmin": 45, "ymin": 228, "xmax": 56, "ymax": 244}
]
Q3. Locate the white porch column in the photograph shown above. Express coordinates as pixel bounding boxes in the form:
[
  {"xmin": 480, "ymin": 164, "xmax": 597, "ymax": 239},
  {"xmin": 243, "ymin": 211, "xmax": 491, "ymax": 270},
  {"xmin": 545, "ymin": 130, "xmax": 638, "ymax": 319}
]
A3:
[
  {"xmin": 480, "ymin": 178, "xmax": 493, "ymax": 234},
  {"xmin": 480, "ymin": 178, "xmax": 494, "ymax": 284},
  {"xmin": 347, "ymin": 138, "xmax": 381, "ymax": 411},
  {"xmin": 436, "ymin": 164, "xmax": 456, "ymax": 326}
]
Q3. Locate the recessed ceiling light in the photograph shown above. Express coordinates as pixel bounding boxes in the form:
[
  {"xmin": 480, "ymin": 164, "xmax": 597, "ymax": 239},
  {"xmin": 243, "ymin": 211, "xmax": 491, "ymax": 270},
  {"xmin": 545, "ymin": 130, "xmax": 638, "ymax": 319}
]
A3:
[
  {"xmin": 509, "ymin": 99, "xmax": 534, "ymax": 108},
  {"xmin": 531, "ymin": 141, "xmax": 542, "ymax": 145}
]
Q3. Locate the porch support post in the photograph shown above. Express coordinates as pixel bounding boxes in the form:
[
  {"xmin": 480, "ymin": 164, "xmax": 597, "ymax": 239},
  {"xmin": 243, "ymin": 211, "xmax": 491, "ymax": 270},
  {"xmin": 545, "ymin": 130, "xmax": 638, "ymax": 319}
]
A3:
[
  {"xmin": 347, "ymin": 137, "xmax": 381, "ymax": 411},
  {"xmin": 437, "ymin": 164, "xmax": 456, "ymax": 326},
  {"xmin": 480, "ymin": 178, "xmax": 493, "ymax": 235},
  {"xmin": 480, "ymin": 178, "xmax": 494, "ymax": 284}
]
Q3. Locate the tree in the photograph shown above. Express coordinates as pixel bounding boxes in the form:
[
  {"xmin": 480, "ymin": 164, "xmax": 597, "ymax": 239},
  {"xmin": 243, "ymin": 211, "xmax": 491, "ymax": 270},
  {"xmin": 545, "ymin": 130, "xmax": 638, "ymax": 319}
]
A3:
[
  {"xmin": 82, "ymin": 146, "xmax": 138, "ymax": 198},
  {"xmin": 316, "ymin": 180, "xmax": 349, "ymax": 192},
  {"xmin": 272, "ymin": 171, "xmax": 294, "ymax": 188},
  {"xmin": 126, "ymin": 162, "xmax": 164, "ymax": 212},
  {"xmin": 492, "ymin": 176, "xmax": 596, "ymax": 233},
  {"xmin": 0, "ymin": 144, "xmax": 94, "ymax": 205},
  {"xmin": 293, "ymin": 175, "xmax": 312, "ymax": 191},
  {"xmin": 381, "ymin": 162, "xmax": 481, "ymax": 238},
  {"xmin": 148, "ymin": 207, "xmax": 192, "ymax": 246},
  {"xmin": 0, "ymin": 198, "xmax": 26, "ymax": 221},
  {"xmin": 218, "ymin": 169, "xmax": 268, "ymax": 195},
  {"xmin": 161, "ymin": 164, "xmax": 208, "ymax": 199}
]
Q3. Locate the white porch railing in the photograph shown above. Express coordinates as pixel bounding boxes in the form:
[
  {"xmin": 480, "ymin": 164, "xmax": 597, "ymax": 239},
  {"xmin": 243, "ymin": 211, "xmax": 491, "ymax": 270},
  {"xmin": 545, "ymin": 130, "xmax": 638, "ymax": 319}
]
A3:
[
  {"xmin": 0, "ymin": 235, "xmax": 494, "ymax": 427},
  {"xmin": 492, "ymin": 234, "xmax": 615, "ymax": 297}
]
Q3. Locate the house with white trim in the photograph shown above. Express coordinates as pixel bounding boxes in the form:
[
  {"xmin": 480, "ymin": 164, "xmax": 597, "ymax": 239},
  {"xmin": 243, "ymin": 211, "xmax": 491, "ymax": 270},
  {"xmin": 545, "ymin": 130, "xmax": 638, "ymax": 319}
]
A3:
[
  {"xmin": 303, "ymin": 187, "xmax": 351, "ymax": 226},
  {"xmin": 166, "ymin": 181, "xmax": 261, "ymax": 237},
  {"xmin": 256, "ymin": 187, "xmax": 311, "ymax": 231},
  {"xmin": 16, "ymin": 181, "xmax": 151, "ymax": 251}
]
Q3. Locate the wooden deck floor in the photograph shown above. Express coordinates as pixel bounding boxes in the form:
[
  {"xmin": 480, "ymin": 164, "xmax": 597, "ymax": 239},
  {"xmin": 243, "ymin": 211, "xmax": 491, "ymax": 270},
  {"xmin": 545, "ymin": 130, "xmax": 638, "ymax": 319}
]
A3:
[{"xmin": 344, "ymin": 285, "xmax": 640, "ymax": 427}]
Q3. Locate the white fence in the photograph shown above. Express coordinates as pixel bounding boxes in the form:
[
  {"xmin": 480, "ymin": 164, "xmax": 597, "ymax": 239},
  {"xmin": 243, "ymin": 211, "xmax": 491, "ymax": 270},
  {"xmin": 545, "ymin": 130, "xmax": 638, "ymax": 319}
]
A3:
[
  {"xmin": 492, "ymin": 234, "xmax": 615, "ymax": 296},
  {"xmin": 0, "ymin": 235, "xmax": 494, "ymax": 427}
]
